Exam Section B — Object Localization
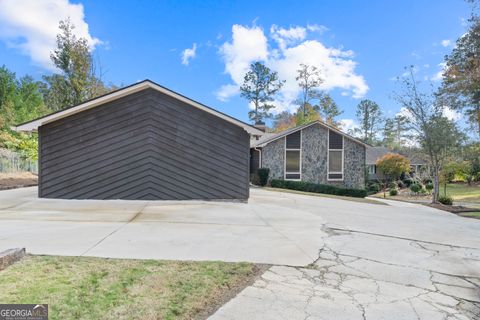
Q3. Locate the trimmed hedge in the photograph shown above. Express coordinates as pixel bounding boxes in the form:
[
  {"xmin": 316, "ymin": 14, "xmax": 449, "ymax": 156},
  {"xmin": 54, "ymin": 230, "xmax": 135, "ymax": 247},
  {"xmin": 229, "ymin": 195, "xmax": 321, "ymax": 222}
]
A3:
[{"xmin": 270, "ymin": 179, "xmax": 367, "ymax": 198}]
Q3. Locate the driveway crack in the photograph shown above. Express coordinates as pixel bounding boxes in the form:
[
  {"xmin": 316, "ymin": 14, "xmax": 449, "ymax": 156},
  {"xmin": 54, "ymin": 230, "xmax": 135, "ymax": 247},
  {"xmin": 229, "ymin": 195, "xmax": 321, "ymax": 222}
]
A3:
[{"xmin": 79, "ymin": 201, "xmax": 149, "ymax": 256}]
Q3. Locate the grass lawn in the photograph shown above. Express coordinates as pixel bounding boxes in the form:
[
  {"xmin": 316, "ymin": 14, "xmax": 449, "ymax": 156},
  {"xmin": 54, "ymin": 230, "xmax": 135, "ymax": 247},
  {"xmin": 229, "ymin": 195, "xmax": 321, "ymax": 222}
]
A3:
[
  {"xmin": 439, "ymin": 183, "xmax": 480, "ymax": 204},
  {"xmin": 0, "ymin": 255, "xmax": 262, "ymax": 320}
]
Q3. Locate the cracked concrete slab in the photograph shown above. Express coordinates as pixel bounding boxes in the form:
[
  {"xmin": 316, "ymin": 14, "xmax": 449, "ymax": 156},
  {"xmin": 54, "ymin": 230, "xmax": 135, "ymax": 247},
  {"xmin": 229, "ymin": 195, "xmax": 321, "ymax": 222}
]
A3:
[{"xmin": 1, "ymin": 187, "xmax": 479, "ymax": 318}]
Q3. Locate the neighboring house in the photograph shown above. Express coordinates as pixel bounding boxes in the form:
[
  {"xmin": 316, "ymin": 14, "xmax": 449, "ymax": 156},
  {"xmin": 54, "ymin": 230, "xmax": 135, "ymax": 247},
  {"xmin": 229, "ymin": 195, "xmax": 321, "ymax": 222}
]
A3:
[
  {"xmin": 14, "ymin": 80, "xmax": 263, "ymax": 201},
  {"xmin": 250, "ymin": 121, "xmax": 368, "ymax": 189},
  {"xmin": 366, "ymin": 146, "xmax": 429, "ymax": 181}
]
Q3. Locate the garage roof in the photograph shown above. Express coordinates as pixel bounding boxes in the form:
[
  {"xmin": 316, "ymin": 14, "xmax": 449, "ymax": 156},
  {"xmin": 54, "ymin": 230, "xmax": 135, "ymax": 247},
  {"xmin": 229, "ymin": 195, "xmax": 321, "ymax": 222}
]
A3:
[{"xmin": 13, "ymin": 79, "xmax": 264, "ymax": 135}]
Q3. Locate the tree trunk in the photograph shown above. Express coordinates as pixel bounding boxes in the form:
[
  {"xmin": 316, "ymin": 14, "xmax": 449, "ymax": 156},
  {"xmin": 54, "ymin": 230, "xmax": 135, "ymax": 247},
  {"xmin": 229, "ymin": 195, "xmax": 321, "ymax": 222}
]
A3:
[{"xmin": 432, "ymin": 166, "xmax": 440, "ymax": 203}]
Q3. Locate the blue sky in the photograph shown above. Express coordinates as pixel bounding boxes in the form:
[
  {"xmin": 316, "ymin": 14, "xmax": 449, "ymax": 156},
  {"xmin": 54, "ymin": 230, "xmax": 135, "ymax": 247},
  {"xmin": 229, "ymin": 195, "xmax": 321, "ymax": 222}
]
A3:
[{"xmin": 0, "ymin": 0, "xmax": 472, "ymax": 129}]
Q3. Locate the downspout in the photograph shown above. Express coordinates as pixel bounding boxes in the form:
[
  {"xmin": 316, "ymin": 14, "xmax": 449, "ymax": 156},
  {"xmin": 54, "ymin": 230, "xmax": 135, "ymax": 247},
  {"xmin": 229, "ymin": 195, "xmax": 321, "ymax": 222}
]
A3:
[{"xmin": 253, "ymin": 147, "xmax": 262, "ymax": 168}]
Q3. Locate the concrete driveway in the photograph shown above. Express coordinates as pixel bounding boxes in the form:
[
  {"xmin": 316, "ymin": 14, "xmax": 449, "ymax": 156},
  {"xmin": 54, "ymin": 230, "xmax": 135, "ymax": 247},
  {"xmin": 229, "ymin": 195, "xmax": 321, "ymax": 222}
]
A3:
[{"xmin": 0, "ymin": 187, "xmax": 479, "ymax": 319}]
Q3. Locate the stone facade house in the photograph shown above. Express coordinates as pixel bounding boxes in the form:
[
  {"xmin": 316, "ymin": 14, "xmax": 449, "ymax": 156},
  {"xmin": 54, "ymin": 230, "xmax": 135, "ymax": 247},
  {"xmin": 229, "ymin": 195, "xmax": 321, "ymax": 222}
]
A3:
[
  {"xmin": 366, "ymin": 146, "xmax": 429, "ymax": 181},
  {"xmin": 250, "ymin": 121, "xmax": 368, "ymax": 189}
]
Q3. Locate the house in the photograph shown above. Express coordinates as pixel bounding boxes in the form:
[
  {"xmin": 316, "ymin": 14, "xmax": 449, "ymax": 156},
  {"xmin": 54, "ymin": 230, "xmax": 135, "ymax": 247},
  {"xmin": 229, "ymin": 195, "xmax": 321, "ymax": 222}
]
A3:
[
  {"xmin": 14, "ymin": 80, "xmax": 263, "ymax": 201},
  {"xmin": 366, "ymin": 146, "xmax": 429, "ymax": 181},
  {"xmin": 250, "ymin": 121, "xmax": 368, "ymax": 189}
]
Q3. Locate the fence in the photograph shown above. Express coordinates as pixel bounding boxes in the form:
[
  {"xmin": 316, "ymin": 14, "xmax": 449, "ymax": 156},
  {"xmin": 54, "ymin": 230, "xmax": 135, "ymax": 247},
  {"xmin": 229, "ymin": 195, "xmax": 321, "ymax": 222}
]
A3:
[{"xmin": 0, "ymin": 148, "xmax": 38, "ymax": 173}]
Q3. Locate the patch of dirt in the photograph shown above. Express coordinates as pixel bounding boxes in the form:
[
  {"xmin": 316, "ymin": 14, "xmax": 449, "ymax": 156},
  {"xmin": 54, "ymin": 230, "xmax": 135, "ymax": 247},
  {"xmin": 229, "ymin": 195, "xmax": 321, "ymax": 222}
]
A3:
[
  {"xmin": 197, "ymin": 264, "xmax": 270, "ymax": 319},
  {"xmin": 0, "ymin": 172, "xmax": 38, "ymax": 190}
]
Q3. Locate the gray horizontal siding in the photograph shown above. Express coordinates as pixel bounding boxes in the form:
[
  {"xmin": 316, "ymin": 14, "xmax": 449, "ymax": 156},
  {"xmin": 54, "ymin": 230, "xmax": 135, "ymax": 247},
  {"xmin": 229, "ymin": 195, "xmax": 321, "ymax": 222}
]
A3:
[{"xmin": 39, "ymin": 88, "xmax": 250, "ymax": 200}]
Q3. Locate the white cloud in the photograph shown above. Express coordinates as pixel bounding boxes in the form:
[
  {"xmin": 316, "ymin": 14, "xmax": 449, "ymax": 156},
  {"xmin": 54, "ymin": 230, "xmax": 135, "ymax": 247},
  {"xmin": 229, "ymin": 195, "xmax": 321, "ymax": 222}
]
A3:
[
  {"xmin": 270, "ymin": 25, "xmax": 306, "ymax": 50},
  {"xmin": 181, "ymin": 43, "xmax": 197, "ymax": 66},
  {"xmin": 215, "ymin": 84, "xmax": 239, "ymax": 102},
  {"xmin": 219, "ymin": 24, "xmax": 268, "ymax": 88},
  {"xmin": 442, "ymin": 106, "xmax": 462, "ymax": 121},
  {"xmin": 217, "ymin": 24, "xmax": 368, "ymax": 111},
  {"xmin": 396, "ymin": 107, "xmax": 414, "ymax": 121},
  {"xmin": 440, "ymin": 39, "xmax": 452, "ymax": 47},
  {"xmin": 431, "ymin": 62, "xmax": 447, "ymax": 81},
  {"xmin": 338, "ymin": 119, "xmax": 359, "ymax": 132},
  {"xmin": 0, "ymin": 0, "xmax": 100, "ymax": 70}
]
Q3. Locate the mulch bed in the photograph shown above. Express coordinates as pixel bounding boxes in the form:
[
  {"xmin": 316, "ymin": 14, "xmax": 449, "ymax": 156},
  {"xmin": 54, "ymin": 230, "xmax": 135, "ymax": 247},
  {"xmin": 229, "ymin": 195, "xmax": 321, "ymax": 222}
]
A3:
[{"xmin": 427, "ymin": 203, "xmax": 479, "ymax": 213}]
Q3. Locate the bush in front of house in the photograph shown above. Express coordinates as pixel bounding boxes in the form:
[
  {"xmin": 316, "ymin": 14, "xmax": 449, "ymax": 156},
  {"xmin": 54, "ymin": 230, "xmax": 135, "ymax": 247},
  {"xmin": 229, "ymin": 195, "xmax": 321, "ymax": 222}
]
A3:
[
  {"xmin": 425, "ymin": 182, "xmax": 434, "ymax": 193},
  {"xmin": 389, "ymin": 188, "xmax": 398, "ymax": 196},
  {"xmin": 438, "ymin": 195, "xmax": 453, "ymax": 205},
  {"xmin": 366, "ymin": 180, "xmax": 381, "ymax": 194},
  {"xmin": 270, "ymin": 179, "xmax": 368, "ymax": 198},
  {"xmin": 388, "ymin": 181, "xmax": 397, "ymax": 189},
  {"xmin": 257, "ymin": 168, "xmax": 270, "ymax": 187},
  {"xmin": 410, "ymin": 183, "xmax": 422, "ymax": 194}
]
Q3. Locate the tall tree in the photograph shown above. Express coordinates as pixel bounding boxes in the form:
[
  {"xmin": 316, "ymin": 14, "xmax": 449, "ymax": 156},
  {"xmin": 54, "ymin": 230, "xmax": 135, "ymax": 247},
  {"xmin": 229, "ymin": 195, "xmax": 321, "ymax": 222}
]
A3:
[
  {"xmin": 440, "ymin": 14, "xmax": 480, "ymax": 134},
  {"xmin": 240, "ymin": 62, "xmax": 284, "ymax": 124},
  {"xmin": 295, "ymin": 64, "xmax": 323, "ymax": 117},
  {"xmin": 382, "ymin": 115, "xmax": 410, "ymax": 149},
  {"xmin": 354, "ymin": 99, "xmax": 383, "ymax": 144},
  {"xmin": 317, "ymin": 94, "xmax": 343, "ymax": 126},
  {"xmin": 43, "ymin": 19, "xmax": 112, "ymax": 111},
  {"xmin": 394, "ymin": 67, "xmax": 464, "ymax": 203}
]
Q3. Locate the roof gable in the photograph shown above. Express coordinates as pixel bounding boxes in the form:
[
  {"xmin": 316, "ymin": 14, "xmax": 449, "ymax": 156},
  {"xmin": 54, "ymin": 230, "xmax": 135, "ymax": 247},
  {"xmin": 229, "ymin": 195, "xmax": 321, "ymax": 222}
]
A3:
[
  {"xmin": 14, "ymin": 80, "xmax": 263, "ymax": 135},
  {"xmin": 251, "ymin": 121, "xmax": 369, "ymax": 148}
]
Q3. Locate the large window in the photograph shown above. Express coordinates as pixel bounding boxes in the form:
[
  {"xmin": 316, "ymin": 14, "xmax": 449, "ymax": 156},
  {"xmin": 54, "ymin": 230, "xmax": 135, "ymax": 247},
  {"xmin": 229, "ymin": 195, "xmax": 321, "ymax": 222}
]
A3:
[
  {"xmin": 285, "ymin": 131, "xmax": 301, "ymax": 180},
  {"xmin": 328, "ymin": 130, "xmax": 343, "ymax": 181}
]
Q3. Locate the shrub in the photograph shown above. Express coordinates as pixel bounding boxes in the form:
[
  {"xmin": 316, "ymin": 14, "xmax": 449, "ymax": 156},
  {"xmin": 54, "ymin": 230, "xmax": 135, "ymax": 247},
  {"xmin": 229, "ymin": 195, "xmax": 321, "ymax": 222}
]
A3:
[
  {"xmin": 425, "ymin": 182, "xmax": 434, "ymax": 192},
  {"xmin": 438, "ymin": 195, "xmax": 453, "ymax": 205},
  {"xmin": 389, "ymin": 189, "xmax": 398, "ymax": 196},
  {"xmin": 366, "ymin": 181, "xmax": 381, "ymax": 194},
  {"xmin": 410, "ymin": 183, "xmax": 422, "ymax": 194},
  {"xmin": 388, "ymin": 182, "xmax": 397, "ymax": 189},
  {"xmin": 270, "ymin": 179, "xmax": 367, "ymax": 198},
  {"xmin": 403, "ymin": 177, "xmax": 413, "ymax": 187},
  {"xmin": 397, "ymin": 180, "xmax": 406, "ymax": 189},
  {"xmin": 257, "ymin": 168, "xmax": 270, "ymax": 187},
  {"xmin": 423, "ymin": 178, "xmax": 432, "ymax": 184}
]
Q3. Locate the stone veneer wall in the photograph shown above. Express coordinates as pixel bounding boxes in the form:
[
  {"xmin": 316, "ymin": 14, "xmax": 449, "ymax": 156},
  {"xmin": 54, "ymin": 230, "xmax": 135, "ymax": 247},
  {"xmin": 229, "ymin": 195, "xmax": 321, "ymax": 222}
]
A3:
[
  {"xmin": 260, "ymin": 123, "xmax": 366, "ymax": 189},
  {"xmin": 261, "ymin": 137, "xmax": 284, "ymax": 181},
  {"xmin": 343, "ymin": 137, "xmax": 366, "ymax": 189},
  {"xmin": 301, "ymin": 124, "xmax": 328, "ymax": 184}
]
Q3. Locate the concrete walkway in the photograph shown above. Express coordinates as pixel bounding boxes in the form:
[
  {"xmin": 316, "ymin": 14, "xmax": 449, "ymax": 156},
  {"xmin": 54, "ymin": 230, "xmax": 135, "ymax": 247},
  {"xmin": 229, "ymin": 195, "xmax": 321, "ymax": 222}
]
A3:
[{"xmin": 0, "ymin": 187, "xmax": 479, "ymax": 319}]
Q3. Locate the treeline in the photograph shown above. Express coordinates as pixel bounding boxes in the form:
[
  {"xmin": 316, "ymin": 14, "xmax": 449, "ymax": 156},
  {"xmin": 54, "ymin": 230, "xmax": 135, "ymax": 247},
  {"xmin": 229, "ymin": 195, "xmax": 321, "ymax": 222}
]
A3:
[{"xmin": 0, "ymin": 19, "xmax": 117, "ymax": 159}]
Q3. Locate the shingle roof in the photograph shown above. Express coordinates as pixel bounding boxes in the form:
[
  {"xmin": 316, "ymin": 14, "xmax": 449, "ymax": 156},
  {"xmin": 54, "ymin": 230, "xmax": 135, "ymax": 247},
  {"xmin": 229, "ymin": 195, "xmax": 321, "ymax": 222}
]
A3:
[
  {"xmin": 366, "ymin": 146, "xmax": 428, "ymax": 165},
  {"xmin": 366, "ymin": 146, "xmax": 392, "ymax": 164}
]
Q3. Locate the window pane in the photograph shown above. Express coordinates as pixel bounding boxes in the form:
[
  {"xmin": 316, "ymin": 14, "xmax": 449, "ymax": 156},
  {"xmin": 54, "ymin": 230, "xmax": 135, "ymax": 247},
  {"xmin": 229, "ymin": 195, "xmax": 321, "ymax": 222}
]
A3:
[
  {"xmin": 329, "ymin": 130, "xmax": 343, "ymax": 149},
  {"xmin": 286, "ymin": 131, "xmax": 301, "ymax": 149},
  {"xmin": 329, "ymin": 150, "xmax": 342, "ymax": 172},
  {"xmin": 286, "ymin": 150, "xmax": 300, "ymax": 172}
]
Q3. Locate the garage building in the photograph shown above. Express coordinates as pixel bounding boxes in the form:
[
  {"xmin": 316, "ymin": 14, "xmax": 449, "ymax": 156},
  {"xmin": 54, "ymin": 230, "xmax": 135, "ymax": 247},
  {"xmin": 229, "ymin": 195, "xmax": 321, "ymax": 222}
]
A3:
[{"xmin": 15, "ymin": 80, "xmax": 262, "ymax": 201}]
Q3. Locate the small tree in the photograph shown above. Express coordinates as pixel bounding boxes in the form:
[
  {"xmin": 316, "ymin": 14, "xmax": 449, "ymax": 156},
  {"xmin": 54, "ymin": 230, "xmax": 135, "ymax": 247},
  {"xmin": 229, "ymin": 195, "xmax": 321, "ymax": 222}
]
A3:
[
  {"xmin": 240, "ymin": 62, "xmax": 284, "ymax": 124},
  {"xmin": 376, "ymin": 153, "xmax": 411, "ymax": 198},
  {"xmin": 394, "ymin": 67, "xmax": 464, "ymax": 203}
]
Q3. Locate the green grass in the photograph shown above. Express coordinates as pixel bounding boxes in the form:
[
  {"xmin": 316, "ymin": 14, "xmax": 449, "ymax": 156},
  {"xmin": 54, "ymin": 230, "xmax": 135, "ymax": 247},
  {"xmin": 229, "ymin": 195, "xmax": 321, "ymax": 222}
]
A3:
[
  {"xmin": 439, "ymin": 183, "xmax": 480, "ymax": 204},
  {"xmin": 0, "ymin": 255, "xmax": 259, "ymax": 320},
  {"xmin": 458, "ymin": 211, "xmax": 480, "ymax": 219},
  {"xmin": 265, "ymin": 187, "xmax": 386, "ymax": 205}
]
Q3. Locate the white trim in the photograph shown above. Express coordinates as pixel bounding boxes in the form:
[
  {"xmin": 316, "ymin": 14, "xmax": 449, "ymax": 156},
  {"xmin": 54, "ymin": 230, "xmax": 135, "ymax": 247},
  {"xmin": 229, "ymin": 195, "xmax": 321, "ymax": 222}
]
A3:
[
  {"xmin": 327, "ymin": 130, "xmax": 344, "ymax": 181},
  {"xmin": 284, "ymin": 131, "xmax": 302, "ymax": 181},
  {"xmin": 14, "ymin": 80, "xmax": 263, "ymax": 135}
]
